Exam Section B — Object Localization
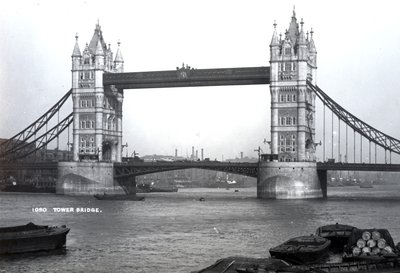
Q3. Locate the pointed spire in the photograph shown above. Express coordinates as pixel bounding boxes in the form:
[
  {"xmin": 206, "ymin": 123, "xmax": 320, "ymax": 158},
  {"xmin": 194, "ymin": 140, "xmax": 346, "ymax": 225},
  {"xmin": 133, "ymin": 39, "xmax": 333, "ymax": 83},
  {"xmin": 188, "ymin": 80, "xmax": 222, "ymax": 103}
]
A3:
[
  {"xmin": 298, "ymin": 18, "xmax": 306, "ymax": 45},
  {"xmin": 270, "ymin": 20, "xmax": 279, "ymax": 46},
  {"xmin": 114, "ymin": 40, "xmax": 124, "ymax": 63},
  {"xmin": 308, "ymin": 28, "xmax": 317, "ymax": 53},
  {"xmin": 72, "ymin": 33, "xmax": 81, "ymax": 57},
  {"xmin": 89, "ymin": 21, "xmax": 107, "ymax": 55},
  {"xmin": 96, "ymin": 19, "xmax": 101, "ymax": 33},
  {"xmin": 95, "ymin": 40, "xmax": 104, "ymax": 56},
  {"xmin": 287, "ymin": 7, "xmax": 299, "ymax": 44}
]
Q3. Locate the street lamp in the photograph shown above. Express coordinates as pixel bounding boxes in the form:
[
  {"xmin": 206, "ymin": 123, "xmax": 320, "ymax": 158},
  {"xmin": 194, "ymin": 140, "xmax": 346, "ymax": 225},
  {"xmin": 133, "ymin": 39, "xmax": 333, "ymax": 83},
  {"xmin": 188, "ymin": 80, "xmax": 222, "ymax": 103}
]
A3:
[
  {"xmin": 122, "ymin": 142, "xmax": 128, "ymax": 157},
  {"xmin": 263, "ymin": 138, "xmax": 271, "ymax": 153},
  {"xmin": 254, "ymin": 146, "xmax": 262, "ymax": 161}
]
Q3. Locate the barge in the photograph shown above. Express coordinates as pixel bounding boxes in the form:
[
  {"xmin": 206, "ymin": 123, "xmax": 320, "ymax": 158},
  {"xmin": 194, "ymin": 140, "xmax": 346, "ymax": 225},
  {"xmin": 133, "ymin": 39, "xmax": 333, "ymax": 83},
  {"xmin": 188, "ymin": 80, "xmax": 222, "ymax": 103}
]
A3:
[
  {"xmin": 93, "ymin": 193, "xmax": 145, "ymax": 201},
  {"xmin": 0, "ymin": 222, "xmax": 70, "ymax": 255}
]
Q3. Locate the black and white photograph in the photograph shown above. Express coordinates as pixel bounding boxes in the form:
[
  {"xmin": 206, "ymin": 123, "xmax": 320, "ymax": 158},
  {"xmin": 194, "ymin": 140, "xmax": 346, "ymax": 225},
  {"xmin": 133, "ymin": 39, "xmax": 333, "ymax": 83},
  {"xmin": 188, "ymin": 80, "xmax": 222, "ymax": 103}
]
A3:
[{"xmin": 1, "ymin": 0, "xmax": 400, "ymax": 272}]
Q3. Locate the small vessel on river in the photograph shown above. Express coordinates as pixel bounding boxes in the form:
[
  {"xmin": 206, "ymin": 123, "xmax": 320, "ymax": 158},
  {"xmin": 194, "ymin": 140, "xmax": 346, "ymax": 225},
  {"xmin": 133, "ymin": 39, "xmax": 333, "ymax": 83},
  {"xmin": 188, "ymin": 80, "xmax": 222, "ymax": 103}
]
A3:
[
  {"xmin": 136, "ymin": 183, "xmax": 178, "ymax": 193},
  {"xmin": 0, "ymin": 222, "xmax": 70, "ymax": 255},
  {"xmin": 269, "ymin": 235, "xmax": 331, "ymax": 264},
  {"xmin": 316, "ymin": 223, "xmax": 356, "ymax": 253},
  {"xmin": 93, "ymin": 193, "xmax": 145, "ymax": 201}
]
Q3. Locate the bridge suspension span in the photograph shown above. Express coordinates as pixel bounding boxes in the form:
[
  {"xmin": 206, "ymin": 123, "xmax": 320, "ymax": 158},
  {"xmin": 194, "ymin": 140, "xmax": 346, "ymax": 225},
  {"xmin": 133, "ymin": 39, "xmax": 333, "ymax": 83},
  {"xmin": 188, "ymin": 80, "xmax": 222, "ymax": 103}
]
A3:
[
  {"xmin": 308, "ymin": 81, "xmax": 400, "ymax": 164},
  {"xmin": 0, "ymin": 89, "xmax": 73, "ymax": 161}
]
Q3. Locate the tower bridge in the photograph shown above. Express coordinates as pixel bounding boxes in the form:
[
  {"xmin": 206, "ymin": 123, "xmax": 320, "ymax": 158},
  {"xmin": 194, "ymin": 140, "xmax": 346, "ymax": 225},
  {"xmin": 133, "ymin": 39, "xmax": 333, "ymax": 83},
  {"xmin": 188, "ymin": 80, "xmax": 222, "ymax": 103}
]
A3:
[{"xmin": 2, "ymin": 9, "xmax": 400, "ymax": 199}]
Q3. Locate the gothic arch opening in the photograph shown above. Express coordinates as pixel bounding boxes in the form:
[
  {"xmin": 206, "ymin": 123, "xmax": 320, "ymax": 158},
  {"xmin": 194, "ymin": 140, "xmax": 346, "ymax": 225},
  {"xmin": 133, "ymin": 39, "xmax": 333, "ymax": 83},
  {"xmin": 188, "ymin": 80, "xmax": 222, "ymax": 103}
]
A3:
[{"xmin": 102, "ymin": 141, "xmax": 112, "ymax": 161}]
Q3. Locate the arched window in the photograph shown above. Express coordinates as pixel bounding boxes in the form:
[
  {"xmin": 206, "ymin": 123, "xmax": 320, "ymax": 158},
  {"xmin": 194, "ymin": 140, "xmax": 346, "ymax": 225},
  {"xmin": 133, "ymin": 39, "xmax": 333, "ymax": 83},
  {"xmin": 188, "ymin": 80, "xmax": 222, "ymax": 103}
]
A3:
[
  {"xmin": 81, "ymin": 121, "xmax": 86, "ymax": 129},
  {"xmin": 112, "ymin": 118, "xmax": 116, "ymax": 130},
  {"xmin": 292, "ymin": 94, "xmax": 296, "ymax": 101},
  {"xmin": 280, "ymin": 117, "xmax": 286, "ymax": 125},
  {"xmin": 280, "ymin": 95, "xmax": 285, "ymax": 102},
  {"xmin": 286, "ymin": 117, "xmax": 292, "ymax": 125},
  {"xmin": 287, "ymin": 94, "xmax": 291, "ymax": 102},
  {"xmin": 293, "ymin": 117, "xmax": 296, "ymax": 125}
]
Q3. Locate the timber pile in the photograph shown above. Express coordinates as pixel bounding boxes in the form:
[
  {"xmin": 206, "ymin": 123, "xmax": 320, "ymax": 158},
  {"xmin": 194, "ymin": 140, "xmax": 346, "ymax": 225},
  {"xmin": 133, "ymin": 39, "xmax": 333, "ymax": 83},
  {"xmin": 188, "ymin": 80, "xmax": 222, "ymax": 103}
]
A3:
[{"xmin": 348, "ymin": 229, "xmax": 396, "ymax": 257}]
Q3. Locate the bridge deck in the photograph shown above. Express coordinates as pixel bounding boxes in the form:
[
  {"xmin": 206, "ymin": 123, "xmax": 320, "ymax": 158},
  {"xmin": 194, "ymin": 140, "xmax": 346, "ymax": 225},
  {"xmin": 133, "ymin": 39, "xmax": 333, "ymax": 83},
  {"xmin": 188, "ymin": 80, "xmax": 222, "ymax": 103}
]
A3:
[
  {"xmin": 3, "ymin": 161, "xmax": 400, "ymax": 175},
  {"xmin": 113, "ymin": 161, "xmax": 259, "ymax": 178},
  {"xmin": 103, "ymin": 66, "xmax": 270, "ymax": 89}
]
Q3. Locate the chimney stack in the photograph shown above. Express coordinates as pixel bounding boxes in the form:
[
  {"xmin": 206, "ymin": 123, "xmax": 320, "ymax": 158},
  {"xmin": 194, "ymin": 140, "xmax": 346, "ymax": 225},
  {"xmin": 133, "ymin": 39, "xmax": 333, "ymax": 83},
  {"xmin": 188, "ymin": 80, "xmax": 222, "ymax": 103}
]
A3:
[{"xmin": 201, "ymin": 148, "xmax": 204, "ymax": 160}]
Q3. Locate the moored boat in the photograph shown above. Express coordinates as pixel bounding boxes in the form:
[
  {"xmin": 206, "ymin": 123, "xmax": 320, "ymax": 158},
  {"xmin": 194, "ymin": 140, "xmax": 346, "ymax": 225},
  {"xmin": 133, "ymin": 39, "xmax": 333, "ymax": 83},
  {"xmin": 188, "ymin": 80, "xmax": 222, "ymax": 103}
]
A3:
[
  {"xmin": 316, "ymin": 223, "xmax": 356, "ymax": 253},
  {"xmin": 269, "ymin": 235, "xmax": 331, "ymax": 264},
  {"xmin": 359, "ymin": 181, "xmax": 374, "ymax": 188},
  {"xmin": 136, "ymin": 183, "xmax": 178, "ymax": 193},
  {"xmin": 0, "ymin": 222, "xmax": 69, "ymax": 255},
  {"xmin": 93, "ymin": 193, "xmax": 145, "ymax": 201}
]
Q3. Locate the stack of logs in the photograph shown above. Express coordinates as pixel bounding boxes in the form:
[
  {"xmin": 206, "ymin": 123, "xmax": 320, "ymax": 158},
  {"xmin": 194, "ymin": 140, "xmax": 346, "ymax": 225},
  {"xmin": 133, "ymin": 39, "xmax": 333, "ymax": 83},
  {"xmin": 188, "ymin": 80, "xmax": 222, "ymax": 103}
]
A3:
[{"xmin": 352, "ymin": 230, "xmax": 394, "ymax": 256}]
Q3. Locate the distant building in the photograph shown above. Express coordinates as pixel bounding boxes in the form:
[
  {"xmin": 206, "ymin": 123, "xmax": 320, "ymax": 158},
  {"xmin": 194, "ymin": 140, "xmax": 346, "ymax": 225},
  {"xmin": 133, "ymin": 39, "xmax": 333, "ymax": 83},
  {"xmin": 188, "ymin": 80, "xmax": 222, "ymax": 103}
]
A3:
[
  {"xmin": 224, "ymin": 156, "xmax": 258, "ymax": 163},
  {"xmin": 36, "ymin": 148, "xmax": 73, "ymax": 162},
  {"xmin": 0, "ymin": 138, "xmax": 37, "ymax": 162},
  {"xmin": 140, "ymin": 154, "xmax": 186, "ymax": 162},
  {"xmin": 0, "ymin": 138, "xmax": 72, "ymax": 162}
]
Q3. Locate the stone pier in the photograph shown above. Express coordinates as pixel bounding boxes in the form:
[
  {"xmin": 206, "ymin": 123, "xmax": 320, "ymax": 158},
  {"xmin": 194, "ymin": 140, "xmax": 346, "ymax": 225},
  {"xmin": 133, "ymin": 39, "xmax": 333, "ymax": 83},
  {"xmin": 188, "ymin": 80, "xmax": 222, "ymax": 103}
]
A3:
[
  {"xmin": 257, "ymin": 161, "xmax": 326, "ymax": 199},
  {"xmin": 56, "ymin": 162, "xmax": 125, "ymax": 195}
]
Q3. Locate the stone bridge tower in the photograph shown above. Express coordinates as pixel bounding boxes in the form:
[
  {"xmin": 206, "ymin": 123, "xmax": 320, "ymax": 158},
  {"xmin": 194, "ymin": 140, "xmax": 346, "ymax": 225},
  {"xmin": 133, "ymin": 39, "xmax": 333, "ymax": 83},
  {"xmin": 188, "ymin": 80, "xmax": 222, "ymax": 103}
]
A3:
[
  {"xmin": 269, "ymin": 10, "xmax": 317, "ymax": 162},
  {"xmin": 71, "ymin": 23, "xmax": 124, "ymax": 162},
  {"xmin": 257, "ymin": 11, "xmax": 324, "ymax": 199}
]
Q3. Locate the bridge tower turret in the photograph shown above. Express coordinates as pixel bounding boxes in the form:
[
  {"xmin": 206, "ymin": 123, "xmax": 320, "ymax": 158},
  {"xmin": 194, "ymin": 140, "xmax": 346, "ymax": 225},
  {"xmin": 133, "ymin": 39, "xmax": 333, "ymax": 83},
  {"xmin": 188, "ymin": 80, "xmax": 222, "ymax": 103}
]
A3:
[
  {"xmin": 258, "ymin": 10, "xmax": 324, "ymax": 199},
  {"xmin": 114, "ymin": 41, "xmax": 124, "ymax": 73},
  {"xmin": 70, "ymin": 22, "xmax": 124, "ymax": 163},
  {"xmin": 269, "ymin": 10, "xmax": 317, "ymax": 162}
]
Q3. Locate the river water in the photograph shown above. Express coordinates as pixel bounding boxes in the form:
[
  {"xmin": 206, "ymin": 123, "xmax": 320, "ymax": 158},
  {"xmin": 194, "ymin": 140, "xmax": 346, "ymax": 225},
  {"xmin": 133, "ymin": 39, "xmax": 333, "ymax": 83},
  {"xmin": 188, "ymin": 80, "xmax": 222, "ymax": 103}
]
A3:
[{"xmin": 1, "ymin": 185, "xmax": 400, "ymax": 273}]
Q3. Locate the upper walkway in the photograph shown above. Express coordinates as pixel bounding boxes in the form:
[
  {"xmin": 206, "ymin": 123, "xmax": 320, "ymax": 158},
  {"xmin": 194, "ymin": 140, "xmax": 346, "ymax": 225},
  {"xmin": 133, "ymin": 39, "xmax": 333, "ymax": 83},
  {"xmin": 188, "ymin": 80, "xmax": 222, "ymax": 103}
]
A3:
[{"xmin": 103, "ymin": 66, "xmax": 270, "ymax": 89}]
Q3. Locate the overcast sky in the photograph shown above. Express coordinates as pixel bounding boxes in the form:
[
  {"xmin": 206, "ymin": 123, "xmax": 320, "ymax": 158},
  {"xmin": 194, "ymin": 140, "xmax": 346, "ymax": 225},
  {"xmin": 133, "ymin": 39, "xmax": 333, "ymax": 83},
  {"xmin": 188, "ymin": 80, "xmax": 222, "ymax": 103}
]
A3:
[{"xmin": 1, "ymin": 0, "xmax": 400, "ymax": 161}]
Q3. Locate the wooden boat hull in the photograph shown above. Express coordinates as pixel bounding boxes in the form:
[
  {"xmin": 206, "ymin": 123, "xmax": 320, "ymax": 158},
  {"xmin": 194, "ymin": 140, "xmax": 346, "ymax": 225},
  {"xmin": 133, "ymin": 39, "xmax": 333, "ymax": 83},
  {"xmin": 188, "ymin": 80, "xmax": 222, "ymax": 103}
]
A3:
[
  {"xmin": 316, "ymin": 223, "xmax": 356, "ymax": 253},
  {"xmin": 0, "ymin": 223, "xmax": 69, "ymax": 255},
  {"xmin": 93, "ymin": 194, "xmax": 145, "ymax": 201},
  {"xmin": 269, "ymin": 235, "xmax": 331, "ymax": 264}
]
